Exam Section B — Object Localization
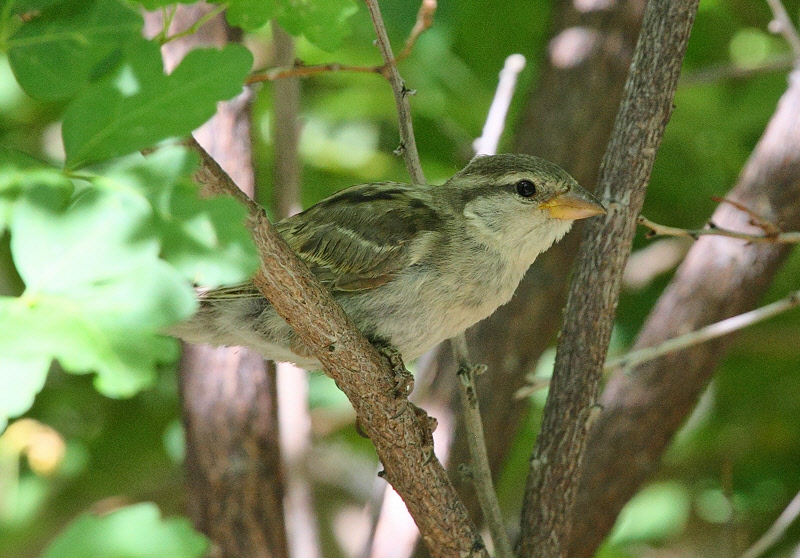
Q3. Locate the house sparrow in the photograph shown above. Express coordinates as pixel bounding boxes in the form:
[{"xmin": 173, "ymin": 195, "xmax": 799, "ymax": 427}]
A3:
[{"xmin": 171, "ymin": 154, "xmax": 606, "ymax": 369}]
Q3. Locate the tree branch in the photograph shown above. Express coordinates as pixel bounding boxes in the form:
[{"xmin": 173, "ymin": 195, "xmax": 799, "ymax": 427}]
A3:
[
  {"xmin": 519, "ymin": 1, "xmax": 700, "ymax": 556},
  {"xmin": 397, "ymin": 0, "xmax": 437, "ymax": 62},
  {"xmin": 473, "ymin": 54, "xmax": 526, "ymax": 156},
  {"xmin": 148, "ymin": 5, "xmax": 289, "ymax": 556},
  {"xmin": 740, "ymin": 488, "xmax": 800, "ymax": 558},
  {"xmin": 637, "ymin": 215, "xmax": 800, "ymax": 243},
  {"xmin": 606, "ymin": 289, "xmax": 800, "ymax": 371},
  {"xmin": 363, "ymin": 0, "xmax": 425, "ymax": 184},
  {"xmin": 186, "ymin": 139, "xmax": 487, "ymax": 558},
  {"xmin": 451, "ymin": 336, "xmax": 513, "ymax": 558},
  {"xmin": 570, "ymin": 67, "xmax": 800, "ymax": 558}
]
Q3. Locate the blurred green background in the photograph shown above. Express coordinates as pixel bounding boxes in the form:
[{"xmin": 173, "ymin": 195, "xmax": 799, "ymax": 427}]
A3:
[{"xmin": 1, "ymin": 0, "xmax": 800, "ymax": 556}]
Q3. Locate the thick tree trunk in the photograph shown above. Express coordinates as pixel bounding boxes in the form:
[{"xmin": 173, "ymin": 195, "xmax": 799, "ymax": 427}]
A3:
[{"xmin": 145, "ymin": 5, "xmax": 290, "ymax": 558}]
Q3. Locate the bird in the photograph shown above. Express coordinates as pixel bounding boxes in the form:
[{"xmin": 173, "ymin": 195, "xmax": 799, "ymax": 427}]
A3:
[{"xmin": 170, "ymin": 153, "xmax": 606, "ymax": 369}]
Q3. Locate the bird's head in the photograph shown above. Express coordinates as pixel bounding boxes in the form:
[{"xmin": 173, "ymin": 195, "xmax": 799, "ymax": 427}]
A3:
[{"xmin": 445, "ymin": 153, "xmax": 606, "ymax": 265}]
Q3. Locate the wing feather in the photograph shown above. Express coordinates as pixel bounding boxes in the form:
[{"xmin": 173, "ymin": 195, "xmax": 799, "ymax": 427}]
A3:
[
  {"xmin": 278, "ymin": 182, "xmax": 441, "ymax": 291},
  {"xmin": 202, "ymin": 182, "xmax": 443, "ymax": 300}
]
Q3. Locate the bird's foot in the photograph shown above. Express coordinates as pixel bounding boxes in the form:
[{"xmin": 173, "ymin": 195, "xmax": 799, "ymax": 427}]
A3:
[{"xmin": 371, "ymin": 339, "xmax": 414, "ymax": 399}]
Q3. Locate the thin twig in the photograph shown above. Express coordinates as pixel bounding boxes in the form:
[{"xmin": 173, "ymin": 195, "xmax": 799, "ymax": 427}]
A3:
[
  {"xmin": 247, "ymin": 62, "xmax": 384, "ymax": 84},
  {"xmin": 680, "ymin": 54, "xmax": 796, "ymax": 86},
  {"xmin": 711, "ymin": 196, "xmax": 782, "ymax": 234},
  {"xmin": 638, "ymin": 215, "xmax": 800, "ymax": 244},
  {"xmin": 363, "ymin": 0, "xmax": 426, "ymax": 184},
  {"xmin": 451, "ymin": 334, "xmax": 514, "ymax": 558},
  {"xmin": 740, "ymin": 488, "xmax": 800, "ymax": 558},
  {"xmin": 248, "ymin": 0, "xmax": 436, "ymax": 85},
  {"xmin": 605, "ymin": 290, "xmax": 800, "ymax": 371},
  {"xmin": 473, "ymin": 54, "xmax": 527, "ymax": 156},
  {"xmin": 397, "ymin": 0, "xmax": 437, "ymax": 62},
  {"xmin": 766, "ymin": 0, "xmax": 800, "ymax": 57}
]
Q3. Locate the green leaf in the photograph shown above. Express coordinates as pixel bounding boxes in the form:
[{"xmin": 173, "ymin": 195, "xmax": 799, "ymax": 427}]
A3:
[
  {"xmin": 225, "ymin": 0, "xmax": 276, "ymax": 31},
  {"xmin": 99, "ymin": 146, "xmax": 259, "ymax": 287},
  {"xmin": 275, "ymin": 0, "xmax": 358, "ymax": 52},
  {"xmin": 6, "ymin": 0, "xmax": 143, "ymax": 101},
  {"xmin": 3, "ymin": 182, "xmax": 195, "ymax": 398},
  {"xmin": 62, "ymin": 41, "xmax": 253, "ymax": 169},
  {"xmin": 0, "ymin": 348, "xmax": 50, "ymax": 431},
  {"xmin": 42, "ymin": 502, "xmax": 209, "ymax": 558}
]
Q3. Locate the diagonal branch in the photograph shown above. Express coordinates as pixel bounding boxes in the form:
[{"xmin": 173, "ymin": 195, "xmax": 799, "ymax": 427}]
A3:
[
  {"xmin": 766, "ymin": 0, "xmax": 800, "ymax": 57},
  {"xmin": 519, "ymin": 1, "xmax": 701, "ymax": 555},
  {"xmin": 605, "ymin": 289, "xmax": 800, "ymax": 371},
  {"xmin": 186, "ymin": 138, "xmax": 487, "ymax": 558}
]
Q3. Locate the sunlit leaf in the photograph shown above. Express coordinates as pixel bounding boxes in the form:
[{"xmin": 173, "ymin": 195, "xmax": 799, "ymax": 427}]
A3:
[
  {"xmin": 42, "ymin": 502, "xmax": 209, "ymax": 558},
  {"xmin": 4, "ymin": 182, "xmax": 195, "ymax": 397},
  {"xmin": 226, "ymin": 0, "xmax": 277, "ymax": 30}
]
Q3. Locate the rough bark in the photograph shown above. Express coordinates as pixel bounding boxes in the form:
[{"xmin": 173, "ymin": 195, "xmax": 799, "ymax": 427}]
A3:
[
  {"xmin": 519, "ymin": 1, "xmax": 700, "ymax": 556},
  {"xmin": 180, "ymin": 349, "xmax": 286, "ymax": 558},
  {"xmin": 442, "ymin": 0, "xmax": 647, "ymax": 527},
  {"xmin": 144, "ymin": 5, "xmax": 289, "ymax": 558},
  {"xmin": 569, "ymin": 68, "xmax": 800, "ymax": 558}
]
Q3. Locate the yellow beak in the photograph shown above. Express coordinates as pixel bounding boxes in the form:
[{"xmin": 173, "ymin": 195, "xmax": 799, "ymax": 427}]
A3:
[{"xmin": 539, "ymin": 184, "xmax": 606, "ymax": 220}]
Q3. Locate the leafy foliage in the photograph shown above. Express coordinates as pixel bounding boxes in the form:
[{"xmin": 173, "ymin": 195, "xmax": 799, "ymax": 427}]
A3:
[
  {"xmin": 6, "ymin": 0, "xmax": 143, "ymax": 101},
  {"xmin": 62, "ymin": 41, "xmax": 253, "ymax": 168},
  {"xmin": 42, "ymin": 502, "xmax": 209, "ymax": 558},
  {"xmin": 0, "ymin": 145, "xmax": 257, "ymax": 430}
]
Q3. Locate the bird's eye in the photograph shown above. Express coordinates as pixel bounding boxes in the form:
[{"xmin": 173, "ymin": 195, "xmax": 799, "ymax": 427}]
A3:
[{"xmin": 515, "ymin": 179, "xmax": 537, "ymax": 198}]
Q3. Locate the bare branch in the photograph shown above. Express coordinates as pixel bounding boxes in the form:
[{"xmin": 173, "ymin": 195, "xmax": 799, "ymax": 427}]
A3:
[
  {"xmin": 451, "ymin": 334, "xmax": 513, "ymax": 558},
  {"xmin": 606, "ymin": 290, "xmax": 800, "ymax": 371},
  {"xmin": 151, "ymin": 6, "xmax": 289, "ymax": 556},
  {"xmin": 473, "ymin": 54, "xmax": 527, "ymax": 156},
  {"xmin": 766, "ymin": 0, "xmax": 800, "ymax": 57},
  {"xmin": 519, "ymin": 1, "xmax": 701, "ymax": 555},
  {"xmin": 247, "ymin": 62, "xmax": 384, "ymax": 84},
  {"xmin": 363, "ymin": 0, "xmax": 426, "ymax": 184},
  {"xmin": 638, "ymin": 215, "xmax": 800, "ymax": 243}
]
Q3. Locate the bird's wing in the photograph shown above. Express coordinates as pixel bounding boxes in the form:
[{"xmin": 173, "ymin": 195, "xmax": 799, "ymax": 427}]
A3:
[
  {"xmin": 277, "ymin": 182, "xmax": 441, "ymax": 292},
  {"xmin": 201, "ymin": 182, "xmax": 442, "ymax": 301}
]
